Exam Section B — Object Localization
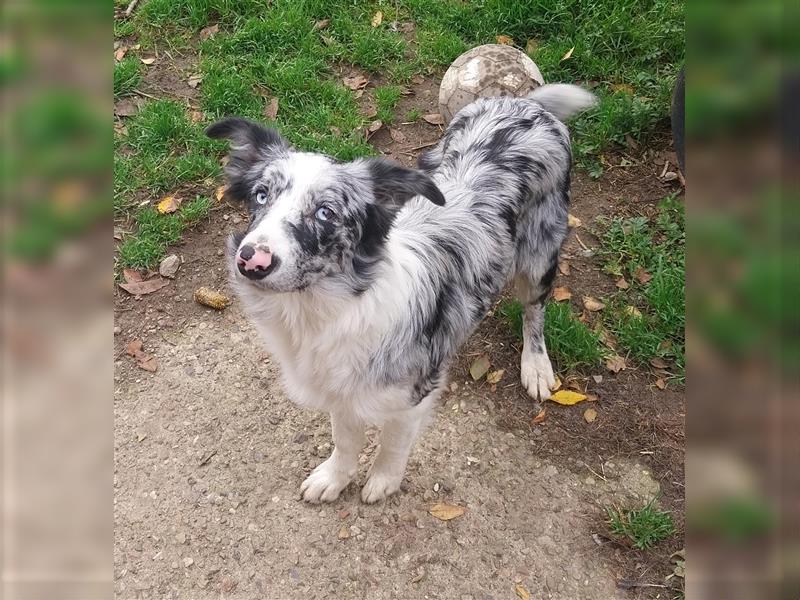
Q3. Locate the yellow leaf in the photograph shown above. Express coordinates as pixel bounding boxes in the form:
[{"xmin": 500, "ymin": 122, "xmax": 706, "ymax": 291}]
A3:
[
  {"xmin": 486, "ymin": 369, "xmax": 505, "ymax": 385},
  {"xmin": 496, "ymin": 35, "xmax": 514, "ymax": 46},
  {"xmin": 515, "ymin": 583, "xmax": 531, "ymax": 600},
  {"xmin": 157, "ymin": 195, "xmax": 181, "ymax": 214},
  {"xmin": 429, "ymin": 503, "xmax": 465, "ymax": 521},
  {"xmin": 583, "ymin": 407, "xmax": 597, "ymax": 423},
  {"xmin": 371, "ymin": 11, "xmax": 383, "ymax": 27},
  {"xmin": 140, "ymin": 57, "xmax": 156, "ymax": 65},
  {"xmin": 215, "ymin": 185, "xmax": 227, "ymax": 202},
  {"xmin": 552, "ymin": 286, "xmax": 571, "ymax": 302},
  {"xmin": 611, "ymin": 83, "xmax": 635, "ymax": 95},
  {"xmin": 560, "ymin": 46, "xmax": 575, "ymax": 61},
  {"xmin": 625, "ymin": 305, "xmax": 642, "ymax": 319},
  {"xmin": 567, "ymin": 213, "xmax": 582, "ymax": 227},
  {"xmin": 605, "ymin": 355, "xmax": 626, "ymax": 373},
  {"xmin": 550, "ymin": 390, "xmax": 588, "ymax": 405},
  {"xmin": 583, "ymin": 296, "xmax": 605, "ymax": 312}
]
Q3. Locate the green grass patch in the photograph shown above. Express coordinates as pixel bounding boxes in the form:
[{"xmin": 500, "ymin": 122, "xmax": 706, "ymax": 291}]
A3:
[
  {"xmin": 497, "ymin": 298, "xmax": 604, "ymax": 373},
  {"xmin": 607, "ymin": 498, "xmax": 675, "ymax": 550},
  {"xmin": 375, "ymin": 85, "xmax": 403, "ymax": 124},
  {"xmin": 114, "ymin": 56, "xmax": 142, "ymax": 99},
  {"xmin": 406, "ymin": 107, "xmax": 422, "ymax": 122},
  {"xmin": 598, "ymin": 196, "xmax": 685, "ymax": 378}
]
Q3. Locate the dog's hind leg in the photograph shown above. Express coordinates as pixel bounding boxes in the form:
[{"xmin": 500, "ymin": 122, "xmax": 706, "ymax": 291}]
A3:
[{"xmin": 301, "ymin": 409, "xmax": 365, "ymax": 503}]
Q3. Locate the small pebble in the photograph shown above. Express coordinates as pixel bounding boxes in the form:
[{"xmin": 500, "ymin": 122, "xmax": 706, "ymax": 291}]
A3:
[{"xmin": 183, "ymin": 557, "xmax": 194, "ymax": 567}]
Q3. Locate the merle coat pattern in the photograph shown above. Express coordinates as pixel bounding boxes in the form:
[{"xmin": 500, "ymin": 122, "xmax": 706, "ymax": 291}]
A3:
[{"xmin": 207, "ymin": 84, "xmax": 595, "ymax": 504}]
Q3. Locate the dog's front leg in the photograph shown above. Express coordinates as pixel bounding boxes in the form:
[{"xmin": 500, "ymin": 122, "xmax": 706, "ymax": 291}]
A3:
[{"xmin": 300, "ymin": 410, "xmax": 364, "ymax": 503}]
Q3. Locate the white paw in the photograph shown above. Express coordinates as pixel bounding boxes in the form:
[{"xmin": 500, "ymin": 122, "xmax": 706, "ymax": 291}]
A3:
[
  {"xmin": 521, "ymin": 352, "xmax": 556, "ymax": 401},
  {"xmin": 300, "ymin": 457, "xmax": 354, "ymax": 503},
  {"xmin": 361, "ymin": 471, "xmax": 403, "ymax": 504}
]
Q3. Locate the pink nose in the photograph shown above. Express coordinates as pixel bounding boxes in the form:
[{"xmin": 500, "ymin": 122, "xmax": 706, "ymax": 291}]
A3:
[{"xmin": 237, "ymin": 244, "xmax": 272, "ymax": 274}]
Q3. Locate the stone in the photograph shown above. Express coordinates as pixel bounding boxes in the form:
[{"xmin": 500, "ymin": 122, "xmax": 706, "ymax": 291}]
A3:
[{"xmin": 159, "ymin": 254, "xmax": 180, "ymax": 279}]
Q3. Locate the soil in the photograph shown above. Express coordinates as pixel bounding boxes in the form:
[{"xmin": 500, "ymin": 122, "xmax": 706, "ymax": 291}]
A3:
[{"xmin": 114, "ymin": 74, "xmax": 685, "ymax": 599}]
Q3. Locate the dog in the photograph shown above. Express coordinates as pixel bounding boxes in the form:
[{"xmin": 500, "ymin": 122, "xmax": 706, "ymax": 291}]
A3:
[{"xmin": 206, "ymin": 84, "xmax": 595, "ymax": 504}]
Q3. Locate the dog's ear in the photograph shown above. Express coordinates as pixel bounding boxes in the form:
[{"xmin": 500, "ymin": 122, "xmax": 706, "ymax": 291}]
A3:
[
  {"xmin": 364, "ymin": 158, "xmax": 446, "ymax": 209},
  {"xmin": 206, "ymin": 117, "xmax": 289, "ymax": 201}
]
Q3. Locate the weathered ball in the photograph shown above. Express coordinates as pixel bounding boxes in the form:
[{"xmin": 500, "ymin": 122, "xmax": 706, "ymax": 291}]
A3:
[{"xmin": 438, "ymin": 44, "xmax": 545, "ymax": 124}]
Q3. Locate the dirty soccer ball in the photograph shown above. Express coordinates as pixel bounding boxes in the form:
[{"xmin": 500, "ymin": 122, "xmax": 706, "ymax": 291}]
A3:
[{"xmin": 438, "ymin": 44, "xmax": 545, "ymax": 124}]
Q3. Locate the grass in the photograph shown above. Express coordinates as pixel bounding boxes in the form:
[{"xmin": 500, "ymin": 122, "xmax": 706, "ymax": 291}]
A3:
[
  {"xmin": 597, "ymin": 196, "xmax": 685, "ymax": 378},
  {"xmin": 607, "ymin": 498, "xmax": 675, "ymax": 550},
  {"xmin": 113, "ymin": 56, "xmax": 142, "ymax": 99},
  {"xmin": 405, "ymin": 108, "xmax": 422, "ymax": 122},
  {"xmin": 375, "ymin": 85, "xmax": 403, "ymax": 124},
  {"xmin": 497, "ymin": 298, "xmax": 604, "ymax": 373}
]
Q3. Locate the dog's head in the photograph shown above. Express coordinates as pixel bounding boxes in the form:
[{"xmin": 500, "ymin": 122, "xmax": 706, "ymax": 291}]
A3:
[{"xmin": 206, "ymin": 118, "xmax": 444, "ymax": 294}]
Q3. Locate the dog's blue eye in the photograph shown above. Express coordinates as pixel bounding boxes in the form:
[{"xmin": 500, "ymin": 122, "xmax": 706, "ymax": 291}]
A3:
[
  {"xmin": 255, "ymin": 191, "xmax": 268, "ymax": 205},
  {"xmin": 315, "ymin": 206, "xmax": 335, "ymax": 222}
]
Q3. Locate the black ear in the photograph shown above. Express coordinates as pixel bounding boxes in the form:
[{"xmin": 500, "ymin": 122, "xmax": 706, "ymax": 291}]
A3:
[
  {"xmin": 365, "ymin": 158, "xmax": 446, "ymax": 208},
  {"xmin": 206, "ymin": 117, "xmax": 289, "ymax": 201}
]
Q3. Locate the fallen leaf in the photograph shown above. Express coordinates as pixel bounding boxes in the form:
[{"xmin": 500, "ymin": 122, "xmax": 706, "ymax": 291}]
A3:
[
  {"xmin": 515, "ymin": 583, "xmax": 531, "ymax": 600},
  {"xmin": 119, "ymin": 278, "xmax": 170, "ymax": 296},
  {"xmin": 338, "ymin": 509, "xmax": 350, "ymax": 519},
  {"xmin": 586, "ymin": 392, "xmax": 599, "ymax": 402},
  {"xmin": 422, "ymin": 113, "xmax": 445, "ymax": 125},
  {"xmin": 525, "ymin": 38, "xmax": 539, "ymax": 54},
  {"xmin": 313, "ymin": 18, "xmax": 330, "ymax": 30},
  {"xmin": 486, "ymin": 369, "xmax": 505, "ymax": 385},
  {"xmin": 125, "ymin": 339, "xmax": 143, "ymax": 357},
  {"xmin": 199, "ymin": 23, "xmax": 219, "ymax": 41},
  {"xmin": 496, "ymin": 35, "xmax": 514, "ymax": 46},
  {"xmin": 532, "ymin": 408, "xmax": 547, "ymax": 424},
  {"xmin": 157, "ymin": 195, "xmax": 181, "ymax": 214},
  {"xmin": 215, "ymin": 185, "xmax": 227, "ymax": 202},
  {"xmin": 625, "ymin": 305, "xmax": 642, "ymax": 318},
  {"xmin": 321, "ymin": 34, "xmax": 335, "ymax": 46},
  {"xmin": 115, "ymin": 98, "xmax": 140, "ymax": 117},
  {"xmin": 366, "ymin": 119, "xmax": 382, "ymax": 137},
  {"xmin": 552, "ymin": 286, "xmax": 572, "ymax": 302},
  {"xmin": 469, "ymin": 354, "xmax": 491, "ymax": 381},
  {"xmin": 605, "ymin": 355, "xmax": 627, "ymax": 373},
  {"xmin": 114, "ymin": 47, "xmax": 127, "ymax": 61},
  {"xmin": 360, "ymin": 100, "xmax": 378, "ymax": 118},
  {"xmin": 189, "ymin": 110, "xmax": 204, "ymax": 123},
  {"xmin": 550, "ymin": 390, "xmax": 588, "ymax": 405},
  {"xmin": 188, "ymin": 74, "xmax": 203, "ymax": 88},
  {"xmin": 583, "ymin": 296, "xmax": 605, "ymax": 312},
  {"xmin": 140, "ymin": 57, "xmax": 156, "ymax": 65},
  {"xmin": 558, "ymin": 260, "xmax": 571, "ymax": 275},
  {"xmin": 560, "ymin": 46, "xmax": 575, "ymax": 61},
  {"xmin": 137, "ymin": 355, "xmax": 158, "ymax": 372},
  {"xmin": 429, "ymin": 503, "xmax": 465, "ymax": 521},
  {"xmin": 633, "ymin": 266, "xmax": 652, "ymax": 284},
  {"xmin": 343, "ymin": 74, "xmax": 368, "ymax": 90},
  {"xmin": 615, "ymin": 277, "xmax": 629, "ymax": 289},
  {"xmin": 123, "ymin": 268, "xmax": 144, "ymax": 283},
  {"xmin": 264, "ymin": 96, "xmax": 279, "ymax": 120},
  {"xmin": 663, "ymin": 171, "xmax": 678, "ymax": 182},
  {"xmin": 650, "ymin": 357, "xmax": 668, "ymax": 369},
  {"xmin": 592, "ymin": 374, "xmax": 603, "ymax": 383},
  {"xmin": 550, "ymin": 376, "xmax": 562, "ymax": 392},
  {"xmin": 655, "ymin": 378, "xmax": 667, "ymax": 389},
  {"xmin": 583, "ymin": 407, "xmax": 597, "ymax": 423},
  {"xmin": 338, "ymin": 525, "xmax": 350, "ymax": 539},
  {"xmin": 567, "ymin": 213, "xmax": 582, "ymax": 227},
  {"xmin": 611, "ymin": 83, "xmax": 634, "ymax": 95},
  {"xmin": 389, "ymin": 128, "xmax": 407, "ymax": 144},
  {"xmin": 194, "ymin": 287, "xmax": 230, "ymax": 310},
  {"xmin": 370, "ymin": 10, "xmax": 383, "ymax": 27}
]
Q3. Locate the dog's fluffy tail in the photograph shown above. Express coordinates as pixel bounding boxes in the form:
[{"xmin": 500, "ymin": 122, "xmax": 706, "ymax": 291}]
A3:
[{"xmin": 527, "ymin": 84, "xmax": 597, "ymax": 121}]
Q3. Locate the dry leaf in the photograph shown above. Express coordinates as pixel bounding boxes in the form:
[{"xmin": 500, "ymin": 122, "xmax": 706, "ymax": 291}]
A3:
[
  {"xmin": 371, "ymin": 11, "xmax": 383, "ymax": 27},
  {"xmin": 264, "ymin": 97, "xmax": 279, "ymax": 120},
  {"xmin": 115, "ymin": 98, "xmax": 140, "ymax": 117},
  {"xmin": 119, "ymin": 278, "xmax": 169, "ymax": 296},
  {"xmin": 337, "ymin": 525, "xmax": 350, "ymax": 540},
  {"xmin": 126, "ymin": 339, "xmax": 143, "ymax": 357},
  {"xmin": 550, "ymin": 376, "xmax": 562, "ymax": 392},
  {"xmin": 188, "ymin": 74, "xmax": 203, "ymax": 88},
  {"xmin": 194, "ymin": 287, "xmax": 230, "ymax": 310},
  {"xmin": 584, "ymin": 407, "xmax": 597, "ymax": 423},
  {"xmin": 552, "ymin": 286, "xmax": 572, "ymax": 302},
  {"xmin": 343, "ymin": 74, "xmax": 369, "ymax": 90},
  {"xmin": 583, "ymin": 296, "xmax": 605, "ymax": 312},
  {"xmin": 615, "ymin": 277, "xmax": 629, "ymax": 290},
  {"xmin": 189, "ymin": 110, "xmax": 204, "ymax": 123},
  {"xmin": 486, "ymin": 369, "xmax": 505, "ymax": 385},
  {"xmin": 532, "ymin": 408, "xmax": 547, "ymax": 424},
  {"xmin": 366, "ymin": 119, "xmax": 383, "ymax": 136},
  {"xmin": 114, "ymin": 47, "xmax": 127, "ymax": 61},
  {"xmin": 321, "ymin": 34, "xmax": 335, "ymax": 46},
  {"xmin": 137, "ymin": 355, "xmax": 158, "ymax": 372},
  {"xmin": 550, "ymin": 390, "xmax": 588, "ymax": 405},
  {"xmin": 558, "ymin": 260, "xmax": 571, "ymax": 275},
  {"xmin": 567, "ymin": 213, "xmax": 582, "ymax": 227},
  {"xmin": 650, "ymin": 357, "xmax": 668, "ymax": 369},
  {"xmin": 655, "ymin": 378, "xmax": 667, "ymax": 389},
  {"xmin": 625, "ymin": 305, "xmax": 642, "ymax": 318},
  {"xmin": 429, "ymin": 503, "xmax": 465, "ymax": 521},
  {"xmin": 140, "ymin": 57, "xmax": 156, "ymax": 65},
  {"xmin": 525, "ymin": 39, "xmax": 539, "ymax": 54},
  {"xmin": 605, "ymin": 355, "xmax": 627, "ymax": 373},
  {"xmin": 389, "ymin": 128, "xmax": 407, "ymax": 144},
  {"xmin": 157, "ymin": 195, "xmax": 181, "ymax": 214},
  {"xmin": 360, "ymin": 100, "xmax": 378, "ymax": 119},
  {"xmin": 123, "ymin": 268, "xmax": 144, "ymax": 283},
  {"xmin": 496, "ymin": 35, "xmax": 514, "ymax": 46},
  {"xmin": 199, "ymin": 23, "xmax": 219, "ymax": 41},
  {"xmin": 314, "ymin": 19, "xmax": 330, "ymax": 30},
  {"xmin": 422, "ymin": 113, "xmax": 445, "ymax": 125},
  {"xmin": 515, "ymin": 583, "xmax": 531, "ymax": 600},
  {"xmin": 633, "ymin": 265, "xmax": 652, "ymax": 284},
  {"xmin": 592, "ymin": 374, "xmax": 603, "ymax": 383},
  {"xmin": 469, "ymin": 354, "xmax": 491, "ymax": 381},
  {"xmin": 215, "ymin": 185, "xmax": 227, "ymax": 202},
  {"xmin": 560, "ymin": 46, "xmax": 575, "ymax": 61},
  {"xmin": 611, "ymin": 83, "xmax": 635, "ymax": 95}
]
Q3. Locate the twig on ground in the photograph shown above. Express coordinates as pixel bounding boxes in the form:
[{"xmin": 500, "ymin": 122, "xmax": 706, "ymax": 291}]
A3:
[
  {"xmin": 616, "ymin": 580, "xmax": 668, "ymax": 590},
  {"xmin": 583, "ymin": 461, "xmax": 608, "ymax": 482},
  {"xmin": 574, "ymin": 233, "xmax": 591, "ymax": 251},
  {"xmin": 133, "ymin": 89, "xmax": 159, "ymax": 101},
  {"xmin": 124, "ymin": 0, "xmax": 140, "ymax": 18}
]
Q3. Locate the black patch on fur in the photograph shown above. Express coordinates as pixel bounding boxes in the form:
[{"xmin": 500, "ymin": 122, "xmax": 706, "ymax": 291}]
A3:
[
  {"xmin": 424, "ymin": 280, "xmax": 455, "ymax": 340},
  {"xmin": 359, "ymin": 204, "xmax": 394, "ymax": 257},
  {"xmin": 368, "ymin": 158, "xmax": 446, "ymax": 207},
  {"xmin": 287, "ymin": 220, "xmax": 320, "ymax": 254}
]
